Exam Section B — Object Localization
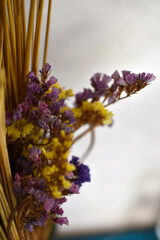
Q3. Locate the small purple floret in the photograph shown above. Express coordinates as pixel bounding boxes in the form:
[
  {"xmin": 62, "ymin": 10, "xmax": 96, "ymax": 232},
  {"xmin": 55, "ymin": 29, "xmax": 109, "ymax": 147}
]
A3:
[
  {"xmin": 28, "ymin": 147, "xmax": 41, "ymax": 166},
  {"xmin": 70, "ymin": 156, "xmax": 91, "ymax": 187},
  {"xmin": 55, "ymin": 217, "xmax": 69, "ymax": 226}
]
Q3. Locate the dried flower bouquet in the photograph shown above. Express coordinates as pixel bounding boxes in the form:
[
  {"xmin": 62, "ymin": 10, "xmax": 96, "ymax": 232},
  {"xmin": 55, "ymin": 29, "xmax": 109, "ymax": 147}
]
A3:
[{"xmin": 0, "ymin": 1, "xmax": 155, "ymax": 240}]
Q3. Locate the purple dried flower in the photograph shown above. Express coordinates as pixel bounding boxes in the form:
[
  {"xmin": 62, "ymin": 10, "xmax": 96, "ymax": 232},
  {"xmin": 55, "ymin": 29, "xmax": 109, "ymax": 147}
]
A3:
[
  {"xmin": 27, "ymin": 72, "xmax": 38, "ymax": 81},
  {"xmin": 38, "ymin": 101, "xmax": 47, "ymax": 109},
  {"xmin": 38, "ymin": 115, "xmax": 50, "ymax": 129},
  {"xmin": 35, "ymin": 213, "xmax": 47, "ymax": 227},
  {"xmin": 43, "ymin": 87, "xmax": 60, "ymax": 102},
  {"xmin": 139, "ymin": 72, "xmax": 156, "ymax": 83},
  {"xmin": 28, "ymin": 147, "xmax": 41, "ymax": 166},
  {"xmin": 13, "ymin": 109, "xmax": 22, "ymax": 121},
  {"xmin": 90, "ymin": 73, "xmax": 111, "ymax": 91},
  {"xmin": 55, "ymin": 197, "xmax": 67, "ymax": 205},
  {"xmin": 48, "ymin": 99, "xmax": 65, "ymax": 114},
  {"xmin": 64, "ymin": 110, "xmax": 76, "ymax": 124},
  {"xmin": 117, "ymin": 77, "xmax": 127, "ymax": 86},
  {"xmin": 28, "ymin": 178, "xmax": 47, "ymax": 190},
  {"xmin": 75, "ymin": 88, "xmax": 93, "ymax": 104},
  {"xmin": 25, "ymin": 220, "xmax": 34, "ymax": 232},
  {"xmin": 70, "ymin": 156, "xmax": 91, "ymax": 187},
  {"xmin": 18, "ymin": 101, "xmax": 31, "ymax": 114},
  {"xmin": 108, "ymin": 89, "xmax": 118, "ymax": 104},
  {"xmin": 69, "ymin": 183, "xmax": 79, "ymax": 194},
  {"xmin": 55, "ymin": 217, "xmax": 69, "ymax": 226},
  {"xmin": 54, "ymin": 207, "xmax": 64, "ymax": 216},
  {"xmin": 33, "ymin": 190, "xmax": 48, "ymax": 203},
  {"xmin": 121, "ymin": 70, "xmax": 131, "ymax": 78},
  {"xmin": 44, "ymin": 197, "xmax": 55, "ymax": 212},
  {"xmin": 27, "ymin": 82, "xmax": 42, "ymax": 94},
  {"xmin": 70, "ymin": 156, "xmax": 79, "ymax": 166},
  {"xmin": 40, "ymin": 63, "xmax": 51, "ymax": 74},
  {"xmin": 125, "ymin": 73, "xmax": 138, "ymax": 84},
  {"xmin": 42, "ymin": 76, "xmax": 57, "ymax": 89}
]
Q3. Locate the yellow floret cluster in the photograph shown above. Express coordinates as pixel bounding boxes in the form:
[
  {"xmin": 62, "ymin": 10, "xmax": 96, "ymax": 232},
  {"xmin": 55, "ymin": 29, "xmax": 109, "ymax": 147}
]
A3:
[
  {"xmin": 39, "ymin": 132, "xmax": 75, "ymax": 198},
  {"xmin": 72, "ymin": 101, "xmax": 113, "ymax": 126}
]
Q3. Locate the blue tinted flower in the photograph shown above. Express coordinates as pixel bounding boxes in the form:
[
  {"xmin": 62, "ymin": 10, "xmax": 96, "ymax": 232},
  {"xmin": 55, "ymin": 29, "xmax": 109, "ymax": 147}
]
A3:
[{"xmin": 70, "ymin": 156, "xmax": 91, "ymax": 187}]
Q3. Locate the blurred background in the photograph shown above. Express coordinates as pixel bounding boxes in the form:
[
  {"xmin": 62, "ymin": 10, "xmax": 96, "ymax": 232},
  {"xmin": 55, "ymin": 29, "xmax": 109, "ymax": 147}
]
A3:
[{"xmin": 29, "ymin": 0, "xmax": 160, "ymax": 239}]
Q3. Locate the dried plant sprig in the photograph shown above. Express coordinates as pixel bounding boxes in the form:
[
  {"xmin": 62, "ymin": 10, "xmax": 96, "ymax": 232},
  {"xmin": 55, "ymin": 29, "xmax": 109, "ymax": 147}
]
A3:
[{"xmin": 5, "ymin": 64, "xmax": 155, "ymax": 238}]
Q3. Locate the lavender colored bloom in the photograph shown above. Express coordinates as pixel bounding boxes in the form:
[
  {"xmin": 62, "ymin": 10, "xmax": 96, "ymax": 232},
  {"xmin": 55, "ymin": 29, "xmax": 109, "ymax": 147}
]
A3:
[
  {"xmin": 42, "ymin": 76, "xmax": 57, "ymax": 89},
  {"xmin": 54, "ymin": 197, "xmax": 67, "ymax": 206},
  {"xmin": 28, "ymin": 178, "xmax": 47, "ymax": 190},
  {"xmin": 112, "ymin": 70, "xmax": 121, "ymax": 80},
  {"xmin": 38, "ymin": 115, "xmax": 50, "ymax": 129},
  {"xmin": 69, "ymin": 183, "xmax": 79, "ymax": 194},
  {"xmin": 41, "ymin": 108, "xmax": 51, "ymax": 115},
  {"xmin": 48, "ymin": 99, "xmax": 65, "ymax": 114},
  {"xmin": 70, "ymin": 156, "xmax": 91, "ymax": 187},
  {"xmin": 43, "ymin": 87, "xmax": 60, "ymax": 102},
  {"xmin": 40, "ymin": 63, "xmax": 51, "ymax": 74},
  {"xmin": 55, "ymin": 217, "xmax": 69, "ymax": 226},
  {"xmin": 108, "ymin": 89, "xmax": 118, "ymax": 104},
  {"xmin": 121, "ymin": 70, "xmax": 131, "ymax": 78},
  {"xmin": 18, "ymin": 101, "xmax": 31, "ymax": 113},
  {"xmin": 111, "ymin": 70, "xmax": 122, "ymax": 90},
  {"xmin": 125, "ymin": 73, "xmax": 138, "ymax": 84},
  {"xmin": 35, "ymin": 213, "xmax": 47, "ymax": 227},
  {"xmin": 44, "ymin": 197, "xmax": 55, "ymax": 212},
  {"xmin": 90, "ymin": 73, "xmax": 111, "ymax": 91},
  {"xmin": 75, "ymin": 88, "xmax": 93, "ymax": 104},
  {"xmin": 25, "ymin": 93, "xmax": 38, "ymax": 105},
  {"xmin": 27, "ymin": 71, "xmax": 38, "ymax": 81},
  {"xmin": 64, "ymin": 110, "xmax": 76, "ymax": 124},
  {"xmin": 13, "ymin": 109, "xmax": 22, "ymax": 121},
  {"xmin": 25, "ymin": 220, "xmax": 34, "ymax": 232},
  {"xmin": 44, "ymin": 63, "xmax": 51, "ymax": 72},
  {"xmin": 33, "ymin": 190, "xmax": 48, "ymax": 203},
  {"xmin": 139, "ymin": 72, "xmax": 156, "ymax": 83},
  {"xmin": 38, "ymin": 119, "xmax": 49, "ymax": 129},
  {"xmin": 28, "ymin": 147, "xmax": 41, "ymax": 166},
  {"xmin": 38, "ymin": 101, "xmax": 47, "ymax": 109},
  {"xmin": 27, "ymin": 82, "xmax": 42, "ymax": 94},
  {"xmin": 61, "ymin": 123, "xmax": 72, "ymax": 134},
  {"xmin": 54, "ymin": 207, "xmax": 64, "ymax": 216},
  {"xmin": 117, "ymin": 77, "xmax": 127, "ymax": 86}
]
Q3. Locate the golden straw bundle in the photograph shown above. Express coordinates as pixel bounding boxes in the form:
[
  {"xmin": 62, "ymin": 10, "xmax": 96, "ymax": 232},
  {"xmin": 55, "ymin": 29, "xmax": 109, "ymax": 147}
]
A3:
[{"xmin": 0, "ymin": 1, "xmax": 52, "ymax": 239}]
